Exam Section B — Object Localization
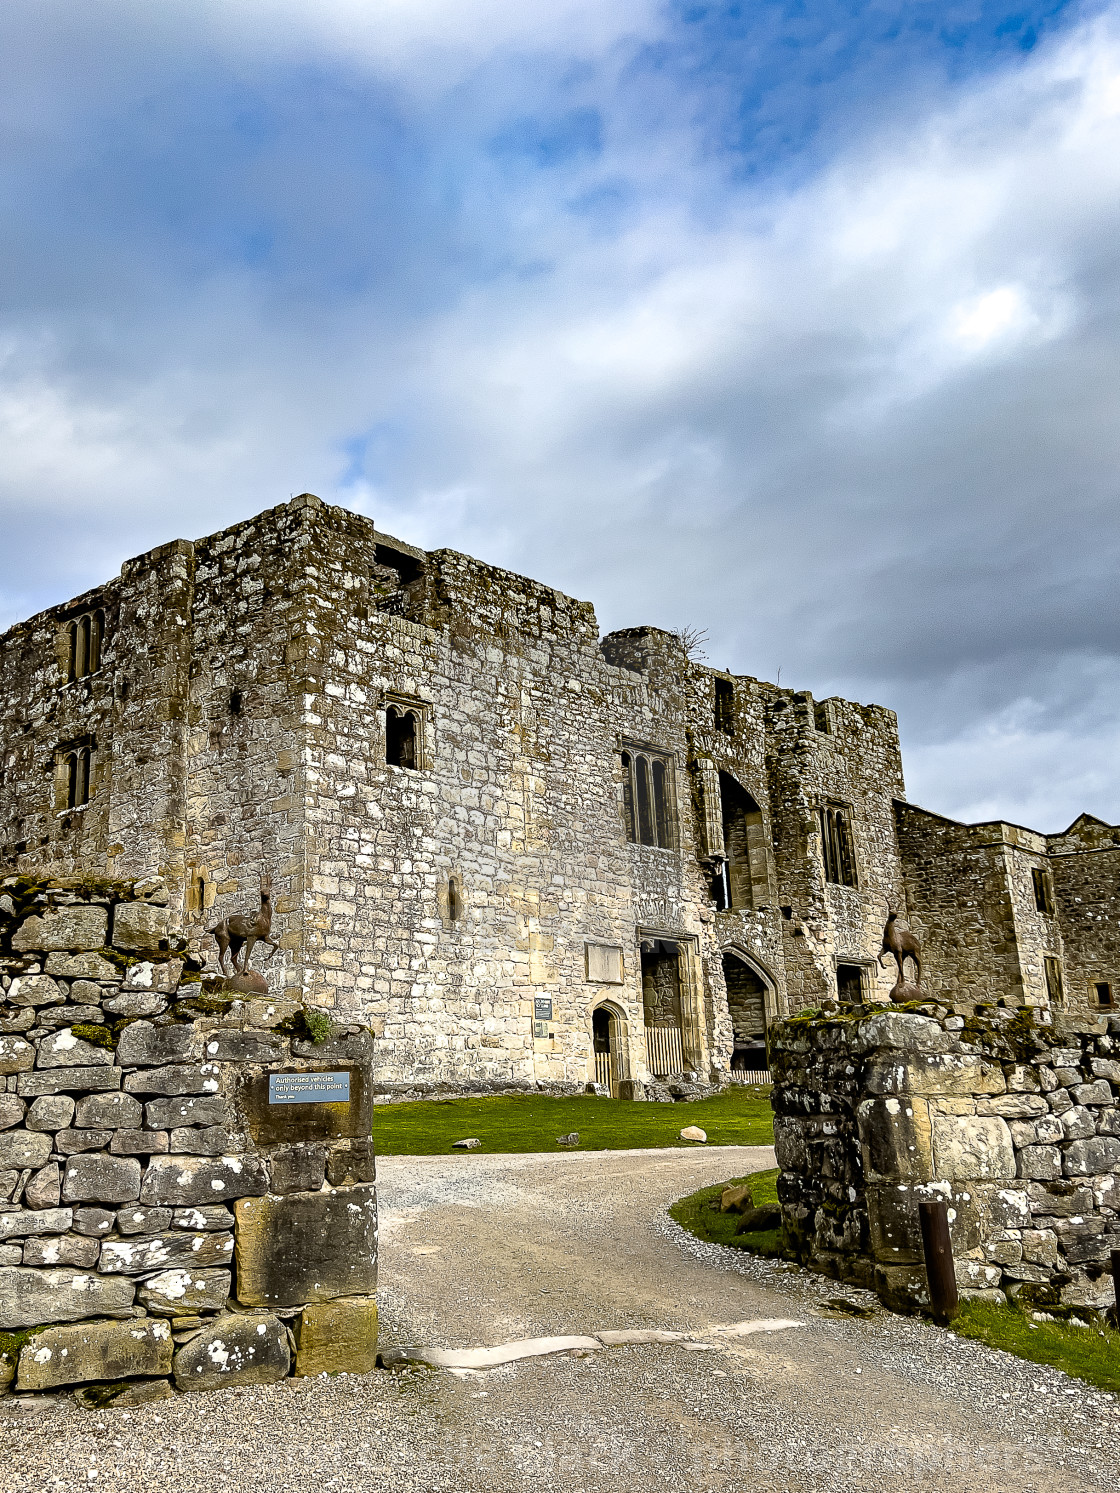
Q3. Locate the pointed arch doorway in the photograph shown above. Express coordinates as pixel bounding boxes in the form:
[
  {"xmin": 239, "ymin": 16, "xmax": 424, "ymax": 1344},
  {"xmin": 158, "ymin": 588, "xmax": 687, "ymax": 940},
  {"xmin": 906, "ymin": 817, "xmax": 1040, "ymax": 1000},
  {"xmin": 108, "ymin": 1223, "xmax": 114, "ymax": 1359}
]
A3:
[
  {"xmin": 592, "ymin": 1003, "xmax": 628, "ymax": 1096},
  {"xmin": 722, "ymin": 950, "xmax": 772, "ymax": 1076}
]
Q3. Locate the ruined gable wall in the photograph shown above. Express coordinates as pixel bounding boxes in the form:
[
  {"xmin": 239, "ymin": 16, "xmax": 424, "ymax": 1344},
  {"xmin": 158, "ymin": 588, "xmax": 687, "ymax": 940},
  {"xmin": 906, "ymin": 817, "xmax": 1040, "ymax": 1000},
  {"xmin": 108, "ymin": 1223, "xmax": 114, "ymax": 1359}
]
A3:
[
  {"xmin": 1051, "ymin": 847, "xmax": 1120, "ymax": 1014},
  {"xmin": 895, "ymin": 805, "xmax": 1027, "ymax": 1004},
  {"xmin": 766, "ymin": 692, "xmax": 907, "ymax": 1008},
  {"xmin": 0, "ymin": 540, "xmax": 196, "ymax": 892}
]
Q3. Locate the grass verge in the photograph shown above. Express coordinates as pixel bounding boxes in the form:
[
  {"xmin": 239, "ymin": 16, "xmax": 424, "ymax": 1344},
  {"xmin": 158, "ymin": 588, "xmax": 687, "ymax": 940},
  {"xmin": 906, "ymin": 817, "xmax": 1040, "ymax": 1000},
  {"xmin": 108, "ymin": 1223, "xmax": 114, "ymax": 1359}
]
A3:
[
  {"xmin": 951, "ymin": 1300, "xmax": 1120, "ymax": 1394},
  {"xmin": 372, "ymin": 1086, "xmax": 774, "ymax": 1155},
  {"xmin": 668, "ymin": 1166, "xmax": 785, "ymax": 1256}
]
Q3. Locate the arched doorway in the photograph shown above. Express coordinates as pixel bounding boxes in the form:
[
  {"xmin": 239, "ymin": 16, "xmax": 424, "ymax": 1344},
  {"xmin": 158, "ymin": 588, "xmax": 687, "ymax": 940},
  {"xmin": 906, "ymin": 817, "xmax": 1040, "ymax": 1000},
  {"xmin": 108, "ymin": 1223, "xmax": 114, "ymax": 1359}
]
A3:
[
  {"xmin": 722, "ymin": 951, "xmax": 770, "ymax": 1074},
  {"xmin": 592, "ymin": 1003, "xmax": 627, "ymax": 1095}
]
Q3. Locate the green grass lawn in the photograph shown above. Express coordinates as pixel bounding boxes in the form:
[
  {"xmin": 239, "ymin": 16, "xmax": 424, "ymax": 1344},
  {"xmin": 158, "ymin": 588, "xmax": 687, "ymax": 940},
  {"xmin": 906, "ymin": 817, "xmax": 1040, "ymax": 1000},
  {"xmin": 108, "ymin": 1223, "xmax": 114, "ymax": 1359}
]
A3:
[
  {"xmin": 371, "ymin": 1085, "xmax": 774, "ymax": 1154},
  {"xmin": 668, "ymin": 1166, "xmax": 785, "ymax": 1256},
  {"xmin": 952, "ymin": 1300, "xmax": 1120, "ymax": 1394}
]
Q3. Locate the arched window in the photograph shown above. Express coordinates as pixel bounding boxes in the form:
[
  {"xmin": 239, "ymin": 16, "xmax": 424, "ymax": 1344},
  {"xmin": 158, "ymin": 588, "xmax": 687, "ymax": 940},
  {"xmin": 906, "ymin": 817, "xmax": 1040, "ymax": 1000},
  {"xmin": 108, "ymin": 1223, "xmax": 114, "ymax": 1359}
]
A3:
[
  {"xmin": 386, "ymin": 705, "xmax": 418, "ymax": 768},
  {"xmin": 65, "ymin": 747, "xmax": 92, "ymax": 809},
  {"xmin": 818, "ymin": 805, "xmax": 857, "ymax": 887},
  {"xmin": 620, "ymin": 747, "xmax": 676, "ymax": 849},
  {"xmin": 66, "ymin": 610, "xmax": 106, "ymax": 681}
]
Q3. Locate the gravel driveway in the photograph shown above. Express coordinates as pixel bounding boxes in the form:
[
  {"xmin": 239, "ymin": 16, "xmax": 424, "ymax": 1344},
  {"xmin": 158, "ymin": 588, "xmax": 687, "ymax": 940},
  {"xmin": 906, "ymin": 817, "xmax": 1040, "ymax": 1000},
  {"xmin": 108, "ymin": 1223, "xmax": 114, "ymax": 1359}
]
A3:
[{"xmin": 4, "ymin": 1144, "xmax": 1120, "ymax": 1493}]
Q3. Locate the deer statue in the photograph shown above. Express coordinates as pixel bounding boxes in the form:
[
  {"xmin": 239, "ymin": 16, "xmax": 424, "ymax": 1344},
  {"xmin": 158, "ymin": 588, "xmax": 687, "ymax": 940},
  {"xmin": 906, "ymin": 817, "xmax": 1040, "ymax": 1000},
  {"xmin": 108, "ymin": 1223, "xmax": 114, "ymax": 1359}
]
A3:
[
  {"xmin": 207, "ymin": 873, "xmax": 279, "ymax": 976},
  {"xmin": 878, "ymin": 902, "xmax": 922, "ymax": 994}
]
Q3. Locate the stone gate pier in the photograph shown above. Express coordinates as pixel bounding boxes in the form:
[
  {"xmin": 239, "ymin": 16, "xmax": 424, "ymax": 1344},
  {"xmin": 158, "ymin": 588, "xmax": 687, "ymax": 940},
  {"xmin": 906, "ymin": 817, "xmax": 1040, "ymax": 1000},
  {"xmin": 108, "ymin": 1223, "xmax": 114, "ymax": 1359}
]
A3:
[
  {"xmin": 0, "ymin": 875, "xmax": 377, "ymax": 1403},
  {"xmin": 771, "ymin": 1002, "xmax": 1120, "ymax": 1315}
]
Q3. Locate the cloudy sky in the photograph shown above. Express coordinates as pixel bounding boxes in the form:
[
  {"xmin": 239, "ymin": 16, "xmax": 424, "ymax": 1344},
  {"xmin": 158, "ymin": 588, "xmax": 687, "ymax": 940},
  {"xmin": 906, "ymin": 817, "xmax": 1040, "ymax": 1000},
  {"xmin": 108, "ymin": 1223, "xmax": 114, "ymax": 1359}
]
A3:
[{"xmin": 1, "ymin": 0, "xmax": 1118, "ymax": 832}]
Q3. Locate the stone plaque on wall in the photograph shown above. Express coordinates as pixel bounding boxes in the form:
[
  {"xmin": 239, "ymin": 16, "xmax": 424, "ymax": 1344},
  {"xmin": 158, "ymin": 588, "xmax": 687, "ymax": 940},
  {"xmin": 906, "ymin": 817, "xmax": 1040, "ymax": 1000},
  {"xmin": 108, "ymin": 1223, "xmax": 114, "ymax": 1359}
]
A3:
[
  {"xmin": 239, "ymin": 1064, "xmax": 371, "ymax": 1146},
  {"xmin": 586, "ymin": 943, "xmax": 624, "ymax": 984}
]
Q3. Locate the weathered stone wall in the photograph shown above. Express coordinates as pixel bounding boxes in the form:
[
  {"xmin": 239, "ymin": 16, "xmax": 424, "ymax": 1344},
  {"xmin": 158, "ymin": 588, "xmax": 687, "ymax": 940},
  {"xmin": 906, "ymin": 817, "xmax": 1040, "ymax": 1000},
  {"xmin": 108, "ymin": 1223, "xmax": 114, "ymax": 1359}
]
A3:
[
  {"xmin": 0, "ymin": 494, "xmax": 926, "ymax": 1094},
  {"xmin": 771, "ymin": 1003, "xmax": 1120, "ymax": 1316},
  {"xmin": 0, "ymin": 874, "xmax": 377, "ymax": 1402}
]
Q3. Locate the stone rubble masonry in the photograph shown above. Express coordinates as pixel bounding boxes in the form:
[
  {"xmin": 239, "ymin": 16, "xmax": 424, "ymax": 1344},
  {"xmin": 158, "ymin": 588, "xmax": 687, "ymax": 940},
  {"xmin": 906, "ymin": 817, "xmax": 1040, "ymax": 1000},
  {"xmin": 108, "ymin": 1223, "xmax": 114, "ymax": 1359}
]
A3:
[
  {"xmin": 12, "ymin": 489, "xmax": 1094, "ymax": 1103},
  {"xmin": 0, "ymin": 876, "xmax": 378, "ymax": 1399},
  {"xmin": 771, "ymin": 1001, "xmax": 1120, "ymax": 1316}
]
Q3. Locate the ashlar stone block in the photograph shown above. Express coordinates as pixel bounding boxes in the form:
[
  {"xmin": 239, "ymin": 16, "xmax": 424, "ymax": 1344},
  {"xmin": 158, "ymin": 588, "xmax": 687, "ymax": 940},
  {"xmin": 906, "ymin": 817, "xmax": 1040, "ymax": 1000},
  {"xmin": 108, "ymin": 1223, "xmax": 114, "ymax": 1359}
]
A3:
[
  {"xmin": 235, "ymin": 1184, "xmax": 377, "ymax": 1308},
  {"xmin": 17, "ymin": 1316, "xmax": 171, "ymax": 1390},
  {"xmin": 294, "ymin": 1296, "xmax": 378, "ymax": 1376},
  {"xmin": 930, "ymin": 1115, "xmax": 1015, "ymax": 1181},
  {"xmin": 857, "ymin": 1096, "xmax": 933, "ymax": 1183}
]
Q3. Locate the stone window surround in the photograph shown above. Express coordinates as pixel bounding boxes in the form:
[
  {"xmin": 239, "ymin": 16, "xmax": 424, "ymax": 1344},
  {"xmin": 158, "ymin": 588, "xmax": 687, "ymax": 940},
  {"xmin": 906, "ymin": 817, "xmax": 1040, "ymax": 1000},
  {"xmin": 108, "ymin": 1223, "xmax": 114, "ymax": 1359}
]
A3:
[
  {"xmin": 620, "ymin": 741, "xmax": 678, "ymax": 851},
  {"xmin": 54, "ymin": 738, "xmax": 96, "ymax": 814},
  {"xmin": 817, "ymin": 801, "xmax": 858, "ymax": 888},
  {"xmin": 635, "ymin": 923, "xmax": 706, "ymax": 1072},
  {"xmin": 62, "ymin": 607, "xmax": 105, "ymax": 684},
  {"xmin": 382, "ymin": 692, "xmax": 431, "ymax": 772}
]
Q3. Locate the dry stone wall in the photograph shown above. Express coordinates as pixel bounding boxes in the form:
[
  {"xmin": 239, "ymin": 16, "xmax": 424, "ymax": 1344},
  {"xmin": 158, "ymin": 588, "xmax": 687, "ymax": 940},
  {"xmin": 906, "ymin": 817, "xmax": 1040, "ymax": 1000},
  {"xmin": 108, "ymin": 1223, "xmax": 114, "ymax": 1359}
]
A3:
[
  {"xmin": 0, "ymin": 875, "xmax": 377, "ymax": 1404},
  {"xmin": 771, "ymin": 1002, "xmax": 1120, "ymax": 1317}
]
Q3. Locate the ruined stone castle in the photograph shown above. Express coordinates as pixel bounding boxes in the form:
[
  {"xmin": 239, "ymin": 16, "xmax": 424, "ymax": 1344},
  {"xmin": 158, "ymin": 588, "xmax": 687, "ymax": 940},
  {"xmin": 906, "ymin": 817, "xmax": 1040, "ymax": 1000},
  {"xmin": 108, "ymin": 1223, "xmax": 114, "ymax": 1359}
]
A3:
[{"xmin": 1, "ymin": 494, "xmax": 1116, "ymax": 1093}]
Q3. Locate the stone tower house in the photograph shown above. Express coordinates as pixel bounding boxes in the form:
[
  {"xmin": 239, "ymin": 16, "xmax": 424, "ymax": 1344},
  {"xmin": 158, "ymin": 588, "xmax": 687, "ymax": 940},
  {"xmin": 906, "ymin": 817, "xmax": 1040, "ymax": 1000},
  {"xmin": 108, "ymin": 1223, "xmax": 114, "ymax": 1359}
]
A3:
[{"xmin": 1, "ymin": 495, "xmax": 1116, "ymax": 1091}]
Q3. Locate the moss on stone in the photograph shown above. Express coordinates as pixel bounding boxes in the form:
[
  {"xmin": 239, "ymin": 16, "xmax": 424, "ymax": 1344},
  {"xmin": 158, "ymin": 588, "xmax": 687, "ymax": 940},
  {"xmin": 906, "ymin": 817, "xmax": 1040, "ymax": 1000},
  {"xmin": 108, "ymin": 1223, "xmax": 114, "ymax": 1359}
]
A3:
[{"xmin": 71, "ymin": 1023, "xmax": 114, "ymax": 1050}]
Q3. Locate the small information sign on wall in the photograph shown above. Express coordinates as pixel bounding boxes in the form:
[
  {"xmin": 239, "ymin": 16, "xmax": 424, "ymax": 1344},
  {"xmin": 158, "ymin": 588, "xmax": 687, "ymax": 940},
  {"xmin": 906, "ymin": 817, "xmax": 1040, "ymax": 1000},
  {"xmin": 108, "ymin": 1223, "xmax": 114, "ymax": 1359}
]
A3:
[
  {"xmin": 269, "ymin": 1071, "xmax": 350, "ymax": 1105},
  {"xmin": 534, "ymin": 997, "xmax": 553, "ymax": 1022}
]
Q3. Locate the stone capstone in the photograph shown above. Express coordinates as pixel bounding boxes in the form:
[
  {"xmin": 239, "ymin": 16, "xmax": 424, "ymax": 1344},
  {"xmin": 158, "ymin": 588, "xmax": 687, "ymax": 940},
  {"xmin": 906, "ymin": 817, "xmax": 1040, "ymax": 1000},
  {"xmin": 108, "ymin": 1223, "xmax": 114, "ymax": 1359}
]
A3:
[
  {"xmin": 12, "ymin": 906, "xmax": 108, "ymax": 953},
  {"xmin": 173, "ymin": 1313, "xmax": 289, "ymax": 1392},
  {"xmin": 140, "ymin": 1154, "xmax": 269, "ymax": 1206},
  {"xmin": 235, "ymin": 1184, "xmax": 377, "ymax": 1308},
  {"xmin": 0, "ymin": 1266, "xmax": 135, "ymax": 1328},
  {"xmin": 17, "ymin": 1316, "xmax": 171, "ymax": 1391}
]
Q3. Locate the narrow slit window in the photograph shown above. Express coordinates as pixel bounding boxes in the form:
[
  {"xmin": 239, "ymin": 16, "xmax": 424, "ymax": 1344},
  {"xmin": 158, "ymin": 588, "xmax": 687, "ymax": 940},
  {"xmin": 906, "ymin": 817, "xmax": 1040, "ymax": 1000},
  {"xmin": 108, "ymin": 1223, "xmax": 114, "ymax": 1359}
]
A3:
[
  {"xmin": 1032, "ymin": 867, "xmax": 1055, "ymax": 915},
  {"xmin": 714, "ymin": 678, "xmax": 734, "ymax": 734},
  {"xmin": 620, "ymin": 752, "xmax": 635, "ymax": 841},
  {"xmin": 448, "ymin": 875, "xmax": 463, "ymax": 921},
  {"xmin": 635, "ymin": 755, "xmax": 654, "ymax": 845},
  {"xmin": 1044, "ymin": 955, "xmax": 1065, "ymax": 1007},
  {"xmin": 65, "ymin": 747, "xmax": 92, "ymax": 809}
]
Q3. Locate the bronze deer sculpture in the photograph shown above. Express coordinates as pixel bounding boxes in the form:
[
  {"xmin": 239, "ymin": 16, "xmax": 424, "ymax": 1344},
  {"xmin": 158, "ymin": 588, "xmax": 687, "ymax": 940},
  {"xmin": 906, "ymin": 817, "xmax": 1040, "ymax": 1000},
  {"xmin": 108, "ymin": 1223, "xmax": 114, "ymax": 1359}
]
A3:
[
  {"xmin": 878, "ymin": 903, "xmax": 922, "ymax": 990},
  {"xmin": 208, "ymin": 873, "xmax": 279, "ymax": 976}
]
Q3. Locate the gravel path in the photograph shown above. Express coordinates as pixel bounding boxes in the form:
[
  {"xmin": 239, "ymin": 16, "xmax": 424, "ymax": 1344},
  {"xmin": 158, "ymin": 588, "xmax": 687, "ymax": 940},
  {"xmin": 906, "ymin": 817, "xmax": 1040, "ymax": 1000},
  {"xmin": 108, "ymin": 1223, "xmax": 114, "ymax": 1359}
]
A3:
[{"xmin": 4, "ymin": 1145, "xmax": 1120, "ymax": 1492}]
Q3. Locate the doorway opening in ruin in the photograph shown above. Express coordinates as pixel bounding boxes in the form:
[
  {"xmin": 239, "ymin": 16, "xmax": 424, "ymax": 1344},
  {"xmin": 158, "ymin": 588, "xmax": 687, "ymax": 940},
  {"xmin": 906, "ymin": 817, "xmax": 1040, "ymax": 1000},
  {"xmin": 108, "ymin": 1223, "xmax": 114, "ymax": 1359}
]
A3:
[
  {"xmin": 718, "ymin": 772, "xmax": 769, "ymax": 910},
  {"xmin": 642, "ymin": 939, "xmax": 685, "ymax": 1075},
  {"xmin": 592, "ymin": 1004, "xmax": 625, "ymax": 1095},
  {"xmin": 723, "ymin": 952, "xmax": 769, "ymax": 1075},
  {"xmin": 836, "ymin": 963, "xmax": 865, "ymax": 1003}
]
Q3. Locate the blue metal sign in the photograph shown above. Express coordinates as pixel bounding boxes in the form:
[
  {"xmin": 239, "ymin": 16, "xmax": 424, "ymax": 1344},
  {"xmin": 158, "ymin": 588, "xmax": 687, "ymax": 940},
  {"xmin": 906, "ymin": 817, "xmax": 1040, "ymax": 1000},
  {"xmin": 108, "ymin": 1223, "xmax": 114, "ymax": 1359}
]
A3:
[{"xmin": 268, "ymin": 1071, "xmax": 350, "ymax": 1105}]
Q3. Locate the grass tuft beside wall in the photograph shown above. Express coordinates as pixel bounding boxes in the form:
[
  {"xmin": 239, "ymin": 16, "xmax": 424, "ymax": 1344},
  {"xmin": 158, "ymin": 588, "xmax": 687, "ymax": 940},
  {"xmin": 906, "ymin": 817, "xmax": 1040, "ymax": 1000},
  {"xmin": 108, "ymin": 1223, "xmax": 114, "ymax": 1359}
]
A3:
[
  {"xmin": 668, "ymin": 1166, "xmax": 784, "ymax": 1256},
  {"xmin": 371, "ymin": 1086, "xmax": 775, "ymax": 1155},
  {"xmin": 951, "ymin": 1300, "xmax": 1120, "ymax": 1395}
]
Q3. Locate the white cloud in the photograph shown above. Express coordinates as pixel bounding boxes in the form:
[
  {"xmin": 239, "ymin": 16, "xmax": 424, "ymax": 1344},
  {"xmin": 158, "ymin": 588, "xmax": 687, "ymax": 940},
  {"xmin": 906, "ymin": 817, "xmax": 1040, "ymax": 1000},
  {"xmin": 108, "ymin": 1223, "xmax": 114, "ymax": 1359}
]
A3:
[{"xmin": 2, "ymin": 5, "xmax": 1120, "ymax": 831}]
